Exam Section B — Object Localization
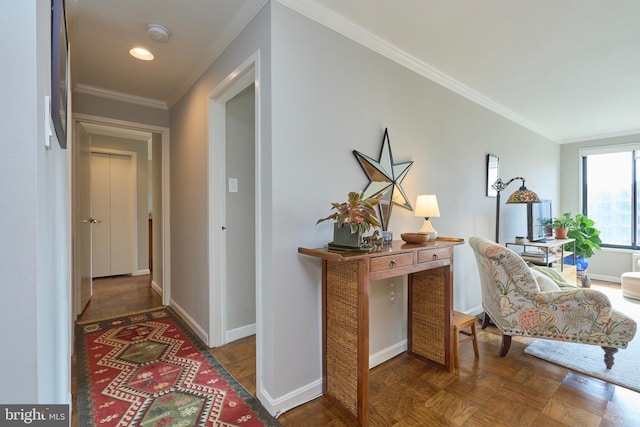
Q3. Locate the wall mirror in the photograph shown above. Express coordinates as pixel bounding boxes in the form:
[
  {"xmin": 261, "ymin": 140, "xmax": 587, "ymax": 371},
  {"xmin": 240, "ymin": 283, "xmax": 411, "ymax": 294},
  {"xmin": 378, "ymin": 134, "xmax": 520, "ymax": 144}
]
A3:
[{"xmin": 486, "ymin": 154, "xmax": 499, "ymax": 197}]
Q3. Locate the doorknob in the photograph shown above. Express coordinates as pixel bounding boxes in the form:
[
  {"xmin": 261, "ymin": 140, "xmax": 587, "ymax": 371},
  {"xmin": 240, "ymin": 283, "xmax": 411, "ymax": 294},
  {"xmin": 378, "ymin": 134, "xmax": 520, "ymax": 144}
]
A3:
[
  {"xmin": 83, "ymin": 217, "xmax": 101, "ymax": 224},
  {"xmin": 222, "ymin": 226, "xmax": 227, "ymax": 230}
]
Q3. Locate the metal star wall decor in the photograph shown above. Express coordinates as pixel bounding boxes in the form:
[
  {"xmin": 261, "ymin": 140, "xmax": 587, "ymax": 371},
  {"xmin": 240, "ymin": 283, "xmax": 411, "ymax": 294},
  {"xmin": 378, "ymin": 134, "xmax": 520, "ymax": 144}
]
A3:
[{"xmin": 353, "ymin": 128, "xmax": 414, "ymax": 230}]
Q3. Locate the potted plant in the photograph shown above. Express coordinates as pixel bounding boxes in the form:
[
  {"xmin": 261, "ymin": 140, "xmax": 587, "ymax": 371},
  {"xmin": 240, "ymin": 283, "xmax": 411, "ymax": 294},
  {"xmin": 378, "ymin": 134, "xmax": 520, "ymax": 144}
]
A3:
[
  {"xmin": 551, "ymin": 213, "xmax": 574, "ymax": 239},
  {"xmin": 565, "ymin": 213, "xmax": 602, "ymax": 272},
  {"xmin": 317, "ymin": 191, "xmax": 381, "ymax": 250}
]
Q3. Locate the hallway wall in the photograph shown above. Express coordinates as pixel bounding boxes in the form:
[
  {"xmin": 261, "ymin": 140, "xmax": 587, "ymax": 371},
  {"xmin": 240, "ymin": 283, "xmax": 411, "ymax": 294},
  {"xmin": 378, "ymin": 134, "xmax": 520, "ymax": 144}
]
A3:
[
  {"xmin": 0, "ymin": 1, "xmax": 71, "ymax": 404},
  {"xmin": 267, "ymin": 1, "xmax": 560, "ymax": 405}
]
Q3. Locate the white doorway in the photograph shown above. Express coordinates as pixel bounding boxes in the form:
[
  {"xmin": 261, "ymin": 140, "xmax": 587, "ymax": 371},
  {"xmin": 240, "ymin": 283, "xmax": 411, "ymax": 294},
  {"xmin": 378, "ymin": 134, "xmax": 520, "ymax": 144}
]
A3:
[
  {"xmin": 208, "ymin": 53, "xmax": 262, "ymax": 395},
  {"xmin": 72, "ymin": 114, "xmax": 171, "ymax": 318}
]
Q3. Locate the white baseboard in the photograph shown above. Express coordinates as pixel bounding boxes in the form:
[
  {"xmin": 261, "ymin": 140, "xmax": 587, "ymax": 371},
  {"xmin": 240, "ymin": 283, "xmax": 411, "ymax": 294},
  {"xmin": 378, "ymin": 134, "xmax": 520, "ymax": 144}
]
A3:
[
  {"xmin": 261, "ymin": 338, "xmax": 412, "ymax": 418},
  {"xmin": 226, "ymin": 323, "xmax": 256, "ymax": 343},
  {"xmin": 151, "ymin": 280, "xmax": 162, "ymax": 295},
  {"xmin": 589, "ymin": 273, "xmax": 621, "ymax": 284},
  {"xmin": 369, "ymin": 340, "xmax": 407, "ymax": 369},
  {"xmin": 467, "ymin": 305, "xmax": 484, "ymax": 316},
  {"xmin": 132, "ymin": 269, "xmax": 151, "ymax": 276},
  {"xmin": 258, "ymin": 378, "xmax": 323, "ymax": 418},
  {"xmin": 169, "ymin": 299, "xmax": 209, "ymax": 344}
]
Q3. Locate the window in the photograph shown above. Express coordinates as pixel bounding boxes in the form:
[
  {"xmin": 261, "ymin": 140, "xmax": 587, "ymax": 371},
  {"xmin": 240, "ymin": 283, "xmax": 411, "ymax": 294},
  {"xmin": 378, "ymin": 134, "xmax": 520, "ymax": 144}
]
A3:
[{"xmin": 582, "ymin": 146, "xmax": 639, "ymax": 248}]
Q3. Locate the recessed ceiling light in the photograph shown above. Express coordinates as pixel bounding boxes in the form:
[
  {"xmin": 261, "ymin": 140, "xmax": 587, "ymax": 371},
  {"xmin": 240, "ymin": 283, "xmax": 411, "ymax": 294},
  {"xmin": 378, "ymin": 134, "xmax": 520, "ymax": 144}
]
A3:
[{"xmin": 129, "ymin": 47, "xmax": 154, "ymax": 61}]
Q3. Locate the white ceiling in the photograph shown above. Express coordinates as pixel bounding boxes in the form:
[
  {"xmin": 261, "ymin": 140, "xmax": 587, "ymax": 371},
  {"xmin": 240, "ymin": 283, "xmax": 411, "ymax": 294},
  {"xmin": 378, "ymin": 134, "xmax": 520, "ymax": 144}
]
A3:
[{"xmin": 67, "ymin": 0, "xmax": 640, "ymax": 143}]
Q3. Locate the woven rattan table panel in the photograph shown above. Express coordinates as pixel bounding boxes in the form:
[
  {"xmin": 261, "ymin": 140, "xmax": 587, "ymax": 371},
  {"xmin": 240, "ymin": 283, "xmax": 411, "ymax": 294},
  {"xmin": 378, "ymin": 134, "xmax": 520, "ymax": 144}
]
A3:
[
  {"xmin": 326, "ymin": 261, "xmax": 359, "ymax": 417},
  {"xmin": 410, "ymin": 268, "xmax": 447, "ymax": 364},
  {"xmin": 299, "ymin": 238, "xmax": 463, "ymax": 426}
]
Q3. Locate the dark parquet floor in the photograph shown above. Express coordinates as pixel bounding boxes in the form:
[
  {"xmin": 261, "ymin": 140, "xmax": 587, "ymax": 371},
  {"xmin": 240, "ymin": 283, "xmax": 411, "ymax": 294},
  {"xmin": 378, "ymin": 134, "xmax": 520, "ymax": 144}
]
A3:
[{"xmin": 72, "ymin": 276, "xmax": 640, "ymax": 426}]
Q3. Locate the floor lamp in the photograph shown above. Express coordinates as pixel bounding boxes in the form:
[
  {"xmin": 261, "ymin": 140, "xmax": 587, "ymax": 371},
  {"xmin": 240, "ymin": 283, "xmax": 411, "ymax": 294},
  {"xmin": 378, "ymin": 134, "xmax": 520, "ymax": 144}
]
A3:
[{"xmin": 492, "ymin": 177, "xmax": 541, "ymax": 242}]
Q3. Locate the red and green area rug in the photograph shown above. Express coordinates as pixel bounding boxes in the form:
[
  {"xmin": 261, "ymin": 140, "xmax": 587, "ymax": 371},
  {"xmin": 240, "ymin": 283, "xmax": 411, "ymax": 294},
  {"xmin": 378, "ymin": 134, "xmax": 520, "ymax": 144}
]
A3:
[{"xmin": 76, "ymin": 308, "xmax": 281, "ymax": 426}]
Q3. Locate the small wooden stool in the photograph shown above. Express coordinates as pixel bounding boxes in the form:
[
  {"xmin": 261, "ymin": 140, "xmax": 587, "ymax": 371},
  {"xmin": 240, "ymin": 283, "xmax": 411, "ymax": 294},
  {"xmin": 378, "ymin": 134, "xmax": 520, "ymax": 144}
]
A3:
[{"xmin": 453, "ymin": 311, "xmax": 479, "ymax": 368}]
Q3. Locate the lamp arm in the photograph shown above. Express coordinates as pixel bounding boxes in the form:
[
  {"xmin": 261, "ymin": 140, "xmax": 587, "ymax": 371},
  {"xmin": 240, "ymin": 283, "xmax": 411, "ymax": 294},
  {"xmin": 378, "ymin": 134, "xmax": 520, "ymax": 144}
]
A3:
[
  {"xmin": 493, "ymin": 176, "xmax": 525, "ymax": 242},
  {"xmin": 491, "ymin": 176, "xmax": 526, "ymax": 193}
]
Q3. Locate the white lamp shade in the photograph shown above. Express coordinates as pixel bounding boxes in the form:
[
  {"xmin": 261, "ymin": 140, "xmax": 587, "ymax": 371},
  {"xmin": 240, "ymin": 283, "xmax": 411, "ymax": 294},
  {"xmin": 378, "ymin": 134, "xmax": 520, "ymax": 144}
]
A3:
[
  {"xmin": 414, "ymin": 195, "xmax": 440, "ymax": 240},
  {"xmin": 414, "ymin": 195, "xmax": 440, "ymax": 218}
]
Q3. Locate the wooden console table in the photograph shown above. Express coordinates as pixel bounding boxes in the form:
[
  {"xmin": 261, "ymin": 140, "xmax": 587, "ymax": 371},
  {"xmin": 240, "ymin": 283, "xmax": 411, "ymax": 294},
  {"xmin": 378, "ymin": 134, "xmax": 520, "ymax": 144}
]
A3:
[{"xmin": 298, "ymin": 237, "xmax": 464, "ymax": 426}]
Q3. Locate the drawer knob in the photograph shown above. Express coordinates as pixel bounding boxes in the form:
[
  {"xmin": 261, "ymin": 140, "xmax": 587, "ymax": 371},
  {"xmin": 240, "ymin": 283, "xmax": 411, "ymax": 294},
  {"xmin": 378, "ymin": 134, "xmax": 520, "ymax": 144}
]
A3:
[
  {"xmin": 432, "ymin": 253, "xmax": 438, "ymax": 260},
  {"xmin": 390, "ymin": 260, "xmax": 397, "ymax": 268}
]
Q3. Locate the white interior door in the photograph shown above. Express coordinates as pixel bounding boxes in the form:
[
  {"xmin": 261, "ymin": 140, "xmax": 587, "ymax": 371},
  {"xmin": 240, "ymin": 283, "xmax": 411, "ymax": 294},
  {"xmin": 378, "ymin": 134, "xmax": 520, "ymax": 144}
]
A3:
[
  {"xmin": 109, "ymin": 155, "xmax": 134, "ymax": 274},
  {"xmin": 91, "ymin": 152, "xmax": 134, "ymax": 278},
  {"xmin": 91, "ymin": 153, "xmax": 110, "ymax": 277}
]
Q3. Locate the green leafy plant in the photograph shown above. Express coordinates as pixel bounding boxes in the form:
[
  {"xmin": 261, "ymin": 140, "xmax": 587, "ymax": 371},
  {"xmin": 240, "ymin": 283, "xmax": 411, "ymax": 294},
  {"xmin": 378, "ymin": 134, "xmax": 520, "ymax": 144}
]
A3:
[
  {"xmin": 317, "ymin": 191, "xmax": 381, "ymax": 233},
  {"xmin": 551, "ymin": 213, "xmax": 574, "ymax": 229},
  {"xmin": 567, "ymin": 213, "xmax": 602, "ymax": 258}
]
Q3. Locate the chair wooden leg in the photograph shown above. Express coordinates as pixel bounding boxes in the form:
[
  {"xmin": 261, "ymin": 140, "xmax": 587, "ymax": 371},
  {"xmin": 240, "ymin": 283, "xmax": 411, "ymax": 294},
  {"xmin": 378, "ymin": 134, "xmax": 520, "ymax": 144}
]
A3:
[
  {"xmin": 602, "ymin": 347, "xmax": 618, "ymax": 369},
  {"xmin": 453, "ymin": 326, "xmax": 460, "ymax": 369},
  {"xmin": 471, "ymin": 322, "xmax": 479, "ymax": 358},
  {"xmin": 499, "ymin": 335, "xmax": 512, "ymax": 357},
  {"xmin": 481, "ymin": 312, "xmax": 492, "ymax": 329}
]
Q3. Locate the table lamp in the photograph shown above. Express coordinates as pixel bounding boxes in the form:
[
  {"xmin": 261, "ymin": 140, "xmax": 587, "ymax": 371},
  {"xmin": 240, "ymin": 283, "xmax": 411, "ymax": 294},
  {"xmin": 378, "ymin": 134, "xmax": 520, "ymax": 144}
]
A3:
[
  {"xmin": 415, "ymin": 194, "xmax": 440, "ymax": 241},
  {"xmin": 492, "ymin": 177, "xmax": 540, "ymax": 242}
]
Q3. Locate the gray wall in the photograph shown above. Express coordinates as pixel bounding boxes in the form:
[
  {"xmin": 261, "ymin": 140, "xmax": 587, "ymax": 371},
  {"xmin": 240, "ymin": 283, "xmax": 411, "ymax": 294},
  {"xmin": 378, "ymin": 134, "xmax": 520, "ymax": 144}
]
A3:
[
  {"xmin": 90, "ymin": 134, "xmax": 150, "ymax": 273},
  {"xmin": 160, "ymin": 0, "xmax": 563, "ymax": 414},
  {"xmin": 0, "ymin": 1, "xmax": 71, "ymax": 403},
  {"xmin": 561, "ymin": 133, "xmax": 640, "ymax": 281},
  {"xmin": 168, "ymin": 0, "xmax": 272, "ymax": 399},
  {"xmin": 73, "ymin": 92, "xmax": 170, "ymax": 128},
  {"xmin": 225, "ymin": 85, "xmax": 257, "ymax": 332},
  {"xmin": 269, "ymin": 2, "xmax": 559, "ymax": 403}
]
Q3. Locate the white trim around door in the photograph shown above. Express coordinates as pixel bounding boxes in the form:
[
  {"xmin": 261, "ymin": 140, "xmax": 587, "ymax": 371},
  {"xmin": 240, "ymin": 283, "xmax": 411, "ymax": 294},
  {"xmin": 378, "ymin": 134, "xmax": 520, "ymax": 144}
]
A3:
[
  {"xmin": 72, "ymin": 113, "xmax": 171, "ymax": 307},
  {"xmin": 208, "ymin": 50, "xmax": 263, "ymax": 395}
]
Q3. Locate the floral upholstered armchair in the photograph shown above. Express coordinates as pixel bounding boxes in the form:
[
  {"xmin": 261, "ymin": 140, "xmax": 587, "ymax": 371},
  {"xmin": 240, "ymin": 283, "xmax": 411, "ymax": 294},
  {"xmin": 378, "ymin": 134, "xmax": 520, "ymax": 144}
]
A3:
[{"xmin": 469, "ymin": 237, "xmax": 637, "ymax": 369}]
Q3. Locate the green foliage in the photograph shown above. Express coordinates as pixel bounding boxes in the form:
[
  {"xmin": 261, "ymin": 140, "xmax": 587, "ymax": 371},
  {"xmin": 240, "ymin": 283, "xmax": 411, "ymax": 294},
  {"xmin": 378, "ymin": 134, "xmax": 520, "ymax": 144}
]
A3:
[
  {"xmin": 567, "ymin": 213, "xmax": 602, "ymax": 259},
  {"xmin": 316, "ymin": 191, "xmax": 382, "ymax": 233},
  {"xmin": 551, "ymin": 213, "xmax": 574, "ymax": 229}
]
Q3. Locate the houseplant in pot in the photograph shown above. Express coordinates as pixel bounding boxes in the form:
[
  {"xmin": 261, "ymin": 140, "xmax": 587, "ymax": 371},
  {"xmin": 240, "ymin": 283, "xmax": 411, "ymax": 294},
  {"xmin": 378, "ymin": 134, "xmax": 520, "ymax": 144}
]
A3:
[
  {"xmin": 317, "ymin": 191, "xmax": 382, "ymax": 251},
  {"xmin": 551, "ymin": 213, "xmax": 574, "ymax": 239},
  {"xmin": 565, "ymin": 213, "xmax": 602, "ymax": 274}
]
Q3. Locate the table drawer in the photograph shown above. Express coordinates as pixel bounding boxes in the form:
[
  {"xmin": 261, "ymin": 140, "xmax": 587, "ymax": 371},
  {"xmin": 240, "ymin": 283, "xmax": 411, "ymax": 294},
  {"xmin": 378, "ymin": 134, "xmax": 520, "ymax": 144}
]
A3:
[
  {"xmin": 418, "ymin": 248, "xmax": 451, "ymax": 264},
  {"xmin": 370, "ymin": 253, "xmax": 414, "ymax": 272}
]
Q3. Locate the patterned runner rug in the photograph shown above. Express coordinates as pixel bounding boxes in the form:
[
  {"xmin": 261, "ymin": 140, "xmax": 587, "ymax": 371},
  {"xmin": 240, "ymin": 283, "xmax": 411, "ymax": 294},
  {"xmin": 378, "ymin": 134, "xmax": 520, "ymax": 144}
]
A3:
[{"xmin": 76, "ymin": 308, "xmax": 281, "ymax": 426}]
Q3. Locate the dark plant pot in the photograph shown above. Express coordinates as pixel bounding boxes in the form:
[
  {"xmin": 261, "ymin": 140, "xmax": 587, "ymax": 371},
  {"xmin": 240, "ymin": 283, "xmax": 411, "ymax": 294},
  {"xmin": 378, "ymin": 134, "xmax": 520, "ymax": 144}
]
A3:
[
  {"xmin": 554, "ymin": 227, "xmax": 568, "ymax": 239},
  {"xmin": 333, "ymin": 223, "xmax": 363, "ymax": 248}
]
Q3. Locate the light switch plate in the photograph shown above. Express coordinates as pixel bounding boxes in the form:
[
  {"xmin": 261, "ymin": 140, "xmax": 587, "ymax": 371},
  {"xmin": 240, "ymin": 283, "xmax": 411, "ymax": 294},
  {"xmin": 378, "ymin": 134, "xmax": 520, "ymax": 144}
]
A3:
[{"xmin": 228, "ymin": 178, "xmax": 238, "ymax": 193}]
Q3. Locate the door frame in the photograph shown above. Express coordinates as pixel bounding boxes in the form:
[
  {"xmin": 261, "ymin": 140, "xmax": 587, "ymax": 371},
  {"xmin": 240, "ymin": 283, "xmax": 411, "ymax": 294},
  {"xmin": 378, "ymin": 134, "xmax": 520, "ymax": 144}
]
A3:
[
  {"xmin": 208, "ymin": 53, "xmax": 261, "ymax": 352},
  {"xmin": 72, "ymin": 113, "xmax": 171, "ymax": 311}
]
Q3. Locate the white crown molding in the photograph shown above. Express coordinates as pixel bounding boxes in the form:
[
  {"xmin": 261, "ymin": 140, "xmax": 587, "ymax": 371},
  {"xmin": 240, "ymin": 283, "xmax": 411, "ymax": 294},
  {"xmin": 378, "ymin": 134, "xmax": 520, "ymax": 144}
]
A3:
[
  {"xmin": 74, "ymin": 84, "xmax": 169, "ymax": 110},
  {"xmin": 165, "ymin": 0, "xmax": 268, "ymax": 106},
  {"xmin": 81, "ymin": 122, "xmax": 152, "ymax": 141},
  {"xmin": 276, "ymin": 0, "xmax": 562, "ymax": 143},
  {"xmin": 562, "ymin": 128, "xmax": 640, "ymax": 144}
]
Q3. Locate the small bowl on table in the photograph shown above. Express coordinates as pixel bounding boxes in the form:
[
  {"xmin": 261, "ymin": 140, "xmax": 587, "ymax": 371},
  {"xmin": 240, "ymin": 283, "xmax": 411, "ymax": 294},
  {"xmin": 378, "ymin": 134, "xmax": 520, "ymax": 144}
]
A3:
[{"xmin": 400, "ymin": 233, "xmax": 430, "ymax": 244}]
